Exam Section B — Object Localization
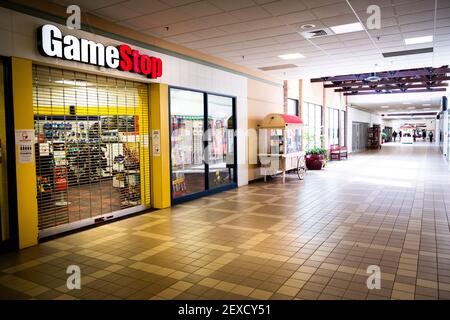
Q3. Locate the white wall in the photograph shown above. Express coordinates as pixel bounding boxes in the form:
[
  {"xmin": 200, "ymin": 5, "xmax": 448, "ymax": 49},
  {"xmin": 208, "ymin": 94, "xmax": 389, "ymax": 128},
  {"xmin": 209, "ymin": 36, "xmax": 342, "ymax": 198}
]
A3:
[
  {"xmin": 0, "ymin": 7, "xmax": 253, "ymax": 186},
  {"xmin": 347, "ymin": 106, "xmax": 381, "ymax": 153}
]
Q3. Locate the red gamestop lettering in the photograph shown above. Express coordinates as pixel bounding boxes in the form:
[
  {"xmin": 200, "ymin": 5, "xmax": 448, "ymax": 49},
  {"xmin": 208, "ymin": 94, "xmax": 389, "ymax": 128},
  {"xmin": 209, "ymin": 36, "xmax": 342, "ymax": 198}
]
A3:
[{"xmin": 118, "ymin": 45, "xmax": 162, "ymax": 79}]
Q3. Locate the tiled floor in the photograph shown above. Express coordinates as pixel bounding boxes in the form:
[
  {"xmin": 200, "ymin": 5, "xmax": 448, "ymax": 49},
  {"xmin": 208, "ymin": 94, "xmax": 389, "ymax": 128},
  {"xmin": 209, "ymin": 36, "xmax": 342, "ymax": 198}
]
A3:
[{"xmin": 1, "ymin": 142, "xmax": 450, "ymax": 300}]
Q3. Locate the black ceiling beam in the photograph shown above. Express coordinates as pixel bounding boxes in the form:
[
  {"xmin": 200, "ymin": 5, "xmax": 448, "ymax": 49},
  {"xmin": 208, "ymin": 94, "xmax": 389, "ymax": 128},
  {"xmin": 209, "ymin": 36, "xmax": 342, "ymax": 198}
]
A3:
[
  {"xmin": 312, "ymin": 66, "xmax": 449, "ymax": 82},
  {"xmin": 324, "ymin": 76, "xmax": 450, "ymax": 88},
  {"xmin": 343, "ymin": 88, "xmax": 447, "ymax": 96},
  {"xmin": 335, "ymin": 83, "xmax": 448, "ymax": 92}
]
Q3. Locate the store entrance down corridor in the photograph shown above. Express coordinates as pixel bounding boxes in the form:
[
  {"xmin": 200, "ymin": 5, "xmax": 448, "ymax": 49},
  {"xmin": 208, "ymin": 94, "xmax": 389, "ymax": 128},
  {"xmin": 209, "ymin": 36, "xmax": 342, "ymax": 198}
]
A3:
[{"xmin": 1, "ymin": 142, "xmax": 450, "ymax": 300}]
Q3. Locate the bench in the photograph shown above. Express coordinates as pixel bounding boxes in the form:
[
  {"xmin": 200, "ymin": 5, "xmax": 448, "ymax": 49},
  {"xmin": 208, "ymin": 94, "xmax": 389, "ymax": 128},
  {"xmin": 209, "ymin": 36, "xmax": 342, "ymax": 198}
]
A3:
[{"xmin": 330, "ymin": 144, "xmax": 348, "ymax": 161}]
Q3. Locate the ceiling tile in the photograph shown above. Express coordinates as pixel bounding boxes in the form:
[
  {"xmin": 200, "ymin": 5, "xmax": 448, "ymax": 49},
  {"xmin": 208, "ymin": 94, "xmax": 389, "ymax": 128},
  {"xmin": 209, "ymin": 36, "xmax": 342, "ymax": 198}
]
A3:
[
  {"xmin": 177, "ymin": 1, "xmax": 223, "ymax": 17},
  {"xmin": 229, "ymin": 6, "xmax": 272, "ymax": 21},
  {"xmin": 300, "ymin": 0, "xmax": 342, "ymax": 9},
  {"xmin": 121, "ymin": 8, "xmax": 190, "ymax": 29},
  {"xmin": 121, "ymin": 0, "xmax": 170, "ymax": 14},
  {"xmin": 217, "ymin": 22, "xmax": 256, "ymax": 34},
  {"xmin": 51, "ymin": 0, "xmax": 124, "ymax": 11},
  {"xmin": 92, "ymin": 4, "xmax": 141, "ymax": 22},
  {"xmin": 192, "ymin": 28, "xmax": 228, "ymax": 38},
  {"xmin": 311, "ymin": 2, "xmax": 353, "ymax": 18},
  {"xmin": 160, "ymin": 0, "xmax": 199, "ymax": 6},
  {"xmin": 394, "ymin": 0, "xmax": 434, "ymax": 15},
  {"xmin": 164, "ymin": 33, "xmax": 203, "ymax": 43},
  {"xmin": 262, "ymin": 0, "xmax": 308, "ymax": 16},
  {"xmin": 208, "ymin": 0, "xmax": 256, "ymax": 11}
]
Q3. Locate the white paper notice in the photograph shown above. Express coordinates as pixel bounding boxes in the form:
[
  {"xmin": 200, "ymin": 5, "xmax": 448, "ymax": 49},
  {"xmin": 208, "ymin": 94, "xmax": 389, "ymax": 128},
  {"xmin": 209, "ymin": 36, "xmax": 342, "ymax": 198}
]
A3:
[
  {"xmin": 18, "ymin": 145, "xmax": 33, "ymax": 163},
  {"xmin": 152, "ymin": 130, "xmax": 160, "ymax": 156},
  {"xmin": 15, "ymin": 130, "xmax": 35, "ymax": 145},
  {"xmin": 15, "ymin": 130, "xmax": 35, "ymax": 163}
]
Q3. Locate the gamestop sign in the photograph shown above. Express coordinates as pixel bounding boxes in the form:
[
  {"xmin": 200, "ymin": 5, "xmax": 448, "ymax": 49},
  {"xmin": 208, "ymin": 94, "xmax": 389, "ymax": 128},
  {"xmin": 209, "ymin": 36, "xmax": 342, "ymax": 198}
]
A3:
[{"xmin": 37, "ymin": 24, "xmax": 162, "ymax": 79}]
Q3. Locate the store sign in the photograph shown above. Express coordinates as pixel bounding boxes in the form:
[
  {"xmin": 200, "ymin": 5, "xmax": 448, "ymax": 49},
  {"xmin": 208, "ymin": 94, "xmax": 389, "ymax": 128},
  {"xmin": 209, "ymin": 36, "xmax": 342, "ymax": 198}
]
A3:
[{"xmin": 37, "ymin": 24, "xmax": 163, "ymax": 79}]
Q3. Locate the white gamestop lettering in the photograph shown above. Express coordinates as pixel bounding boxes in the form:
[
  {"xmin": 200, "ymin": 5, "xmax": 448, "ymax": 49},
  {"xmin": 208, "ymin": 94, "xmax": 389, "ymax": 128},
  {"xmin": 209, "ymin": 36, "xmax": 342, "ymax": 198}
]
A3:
[{"xmin": 37, "ymin": 24, "xmax": 162, "ymax": 79}]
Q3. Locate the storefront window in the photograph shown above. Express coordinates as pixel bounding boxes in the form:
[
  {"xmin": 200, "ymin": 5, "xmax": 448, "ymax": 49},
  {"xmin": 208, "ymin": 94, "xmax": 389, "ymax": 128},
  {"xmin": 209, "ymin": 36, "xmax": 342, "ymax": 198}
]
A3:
[
  {"xmin": 33, "ymin": 65, "xmax": 150, "ymax": 233},
  {"xmin": 287, "ymin": 99, "xmax": 299, "ymax": 116},
  {"xmin": 303, "ymin": 102, "xmax": 323, "ymax": 148},
  {"xmin": 170, "ymin": 88, "xmax": 236, "ymax": 202},
  {"xmin": 328, "ymin": 108, "xmax": 339, "ymax": 146},
  {"xmin": 170, "ymin": 89, "xmax": 205, "ymax": 198}
]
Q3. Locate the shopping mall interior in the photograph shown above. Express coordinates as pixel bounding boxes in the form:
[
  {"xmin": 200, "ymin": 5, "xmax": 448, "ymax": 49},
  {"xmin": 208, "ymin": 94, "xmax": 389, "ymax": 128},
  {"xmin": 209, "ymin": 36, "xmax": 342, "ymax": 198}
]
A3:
[{"xmin": 0, "ymin": 0, "xmax": 450, "ymax": 304}]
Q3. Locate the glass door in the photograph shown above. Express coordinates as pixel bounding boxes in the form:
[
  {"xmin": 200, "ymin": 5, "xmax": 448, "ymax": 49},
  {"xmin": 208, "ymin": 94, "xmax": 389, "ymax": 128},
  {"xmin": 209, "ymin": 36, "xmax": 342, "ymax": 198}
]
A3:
[
  {"xmin": 170, "ymin": 89, "xmax": 206, "ymax": 199},
  {"xmin": 170, "ymin": 88, "xmax": 236, "ymax": 203},
  {"xmin": 207, "ymin": 94, "xmax": 235, "ymax": 189}
]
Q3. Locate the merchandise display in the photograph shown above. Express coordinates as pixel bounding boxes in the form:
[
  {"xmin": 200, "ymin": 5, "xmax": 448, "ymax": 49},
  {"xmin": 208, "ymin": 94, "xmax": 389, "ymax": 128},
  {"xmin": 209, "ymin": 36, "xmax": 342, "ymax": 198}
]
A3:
[{"xmin": 368, "ymin": 125, "xmax": 381, "ymax": 149}]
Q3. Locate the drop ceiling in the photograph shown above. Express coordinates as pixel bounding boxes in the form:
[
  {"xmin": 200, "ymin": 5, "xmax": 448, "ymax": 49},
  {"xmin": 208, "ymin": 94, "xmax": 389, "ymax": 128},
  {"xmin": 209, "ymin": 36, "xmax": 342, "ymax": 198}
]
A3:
[
  {"xmin": 49, "ymin": 0, "xmax": 450, "ymax": 80},
  {"xmin": 347, "ymin": 90, "xmax": 444, "ymax": 113}
]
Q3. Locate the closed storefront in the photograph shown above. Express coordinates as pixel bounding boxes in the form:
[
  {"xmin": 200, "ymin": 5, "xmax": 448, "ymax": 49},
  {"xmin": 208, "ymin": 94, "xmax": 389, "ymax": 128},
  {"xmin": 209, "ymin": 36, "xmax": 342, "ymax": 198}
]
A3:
[{"xmin": 33, "ymin": 65, "xmax": 151, "ymax": 237}]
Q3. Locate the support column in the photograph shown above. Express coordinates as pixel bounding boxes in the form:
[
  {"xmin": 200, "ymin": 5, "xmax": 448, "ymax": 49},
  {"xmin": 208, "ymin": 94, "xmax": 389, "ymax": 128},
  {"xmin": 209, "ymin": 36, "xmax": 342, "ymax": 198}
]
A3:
[
  {"xmin": 298, "ymin": 79, "xmax": 303, "ymax": 117},
  {"xmin": 150, "ymin": 83, "xmax": 171, "ymax": 209},
  {"xmin": 322, "ymin": 84, "xmax": 328, "ymax": 148},
  {"xmin": 11, "ymin": 57, "xmax": 38, "ymax": 249}
]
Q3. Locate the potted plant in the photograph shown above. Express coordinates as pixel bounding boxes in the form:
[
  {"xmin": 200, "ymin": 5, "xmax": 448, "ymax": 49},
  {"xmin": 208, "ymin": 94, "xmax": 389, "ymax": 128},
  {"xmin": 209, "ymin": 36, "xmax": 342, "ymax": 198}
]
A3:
[{"xmin": 305, "ymin": 147, "xmax": 327, "ymax": 170}]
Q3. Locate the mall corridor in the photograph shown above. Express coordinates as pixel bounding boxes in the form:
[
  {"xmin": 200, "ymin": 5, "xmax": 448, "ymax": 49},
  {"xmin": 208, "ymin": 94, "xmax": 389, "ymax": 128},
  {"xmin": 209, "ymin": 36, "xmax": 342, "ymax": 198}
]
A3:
[{"xmin": 0, "ymin": 143, "xmax": 449, "ymax": 300}]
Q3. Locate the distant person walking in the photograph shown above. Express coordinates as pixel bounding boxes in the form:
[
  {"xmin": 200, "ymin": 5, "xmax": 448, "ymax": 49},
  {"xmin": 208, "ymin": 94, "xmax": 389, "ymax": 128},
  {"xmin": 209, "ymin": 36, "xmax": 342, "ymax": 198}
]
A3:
[
  {"xmin": 422, "ymin": 130, "xmax": 426, "ymax": 140},
  {"xmin": 392, "ymin": 131, "xmax": 397, "ymax": 142},
  {"xmin": 399, "ymin": 131, "xmax": 402, "ymax": 139},
  {"xmin": 429, "ymin": 131, "xmax": 433, "ymax": 142}
]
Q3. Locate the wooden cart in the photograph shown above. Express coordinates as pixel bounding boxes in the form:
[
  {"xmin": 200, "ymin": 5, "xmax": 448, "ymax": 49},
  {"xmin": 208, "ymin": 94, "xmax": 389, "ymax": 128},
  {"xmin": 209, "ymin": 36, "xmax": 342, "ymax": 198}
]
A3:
[{"xmin": 258, "ymin": 114, "xmax": 305, "ymax": 183}]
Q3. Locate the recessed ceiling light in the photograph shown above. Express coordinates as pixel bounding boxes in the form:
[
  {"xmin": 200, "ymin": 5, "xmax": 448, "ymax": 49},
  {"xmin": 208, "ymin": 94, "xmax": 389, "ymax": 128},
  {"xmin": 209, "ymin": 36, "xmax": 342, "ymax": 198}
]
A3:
[
  {"xmin": 301, "ymin": 24, "xmax": 316, "ymax": 29},
  {"xmin": 278, "ymin": 53, "xmax": 305, "ymax": 60},
  {"xmin": 402, "ymin": 102, "xmax": 412, "ymax": 105},
  {"xmin": 380, "ymin": 105, "xmax": 389, "ymax": 108},
  {"xmin": 423, "ymin": 108, "xmax": 431, "ymax": 110},
  {"xmin": 407, "ymin": 107, "xmax": 415, "ymax": 109},
  {"xmin": 404, "ymin": 35, "xmax": 433, "ymax": 45},
  {"xmin": 422, "ymin": 104, "xmax": 431, "ymax": 106},
  {"xmin": 330, "ymin": 22, "xmax": 364, "ymax": 34}
]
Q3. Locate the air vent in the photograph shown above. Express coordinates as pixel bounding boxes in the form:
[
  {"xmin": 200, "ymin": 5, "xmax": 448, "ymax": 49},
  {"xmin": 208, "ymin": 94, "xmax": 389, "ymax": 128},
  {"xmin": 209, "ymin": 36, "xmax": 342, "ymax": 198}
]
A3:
[
  {"xmin": 299, "ymin": 28, "xmax": 334, "ymax": 39},
  {"xmin": 258, "ymin": 64, "xmax": 298, "ymax": 71},
  {"xmin": 382, "ymin": 47, "xmax": 433, "ymax": 58}
]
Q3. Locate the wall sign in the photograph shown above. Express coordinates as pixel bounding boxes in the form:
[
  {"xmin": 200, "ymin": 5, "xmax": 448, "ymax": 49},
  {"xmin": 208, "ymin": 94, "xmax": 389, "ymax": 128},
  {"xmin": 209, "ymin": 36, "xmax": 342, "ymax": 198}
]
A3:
[{"xmin": 37, "ymin": 24, "xmax": 163, "ymax": 79}]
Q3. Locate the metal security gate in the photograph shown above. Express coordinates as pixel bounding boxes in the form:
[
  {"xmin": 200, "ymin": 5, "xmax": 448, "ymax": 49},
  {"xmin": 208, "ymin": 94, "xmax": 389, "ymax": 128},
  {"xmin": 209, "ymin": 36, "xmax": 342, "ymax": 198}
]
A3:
[
  {"xmin": 33, "ymin": 65, "xmax": 151, "ymax": 236},
  {"xmin": 352, "ymin": 122, "xmax": 369, "ymax": 152}
]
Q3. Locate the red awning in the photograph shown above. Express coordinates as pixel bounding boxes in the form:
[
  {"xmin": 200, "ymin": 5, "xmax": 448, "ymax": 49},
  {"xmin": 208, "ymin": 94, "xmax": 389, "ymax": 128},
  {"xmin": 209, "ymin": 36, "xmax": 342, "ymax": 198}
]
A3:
[{"xmin": 281, "ymin": 114, "xmax": 303, "ymax": 124}]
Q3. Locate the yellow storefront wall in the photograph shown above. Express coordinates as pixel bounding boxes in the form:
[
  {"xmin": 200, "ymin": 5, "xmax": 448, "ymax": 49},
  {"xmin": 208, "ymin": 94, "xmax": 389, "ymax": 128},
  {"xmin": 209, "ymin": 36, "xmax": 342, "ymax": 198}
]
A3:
[
  {"xmin": 149, "ymin": 83, "xmax": 171, "ymax": 209},
  {"xmin": 10, "ymin": 57, "xmax": 171, "ymax": 249},
  {"xmin": 11, "ymin": 57, "xmax": 38, "ymax": 249}
]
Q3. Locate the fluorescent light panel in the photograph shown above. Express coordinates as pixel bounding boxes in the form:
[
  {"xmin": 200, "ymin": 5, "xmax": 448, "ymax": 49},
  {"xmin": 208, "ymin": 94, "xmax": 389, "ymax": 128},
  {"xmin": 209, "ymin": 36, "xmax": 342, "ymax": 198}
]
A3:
[
  {"xmin": 404, "ymin": 35, "xmax": 433, "ymax": 45},
  {"xmin": 278, "ymin": 53, "xmax": 305, "ymax": 60},
  {"xmin": 330, "ymin": 22, "xmax": 364, "ymax": 34}
]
